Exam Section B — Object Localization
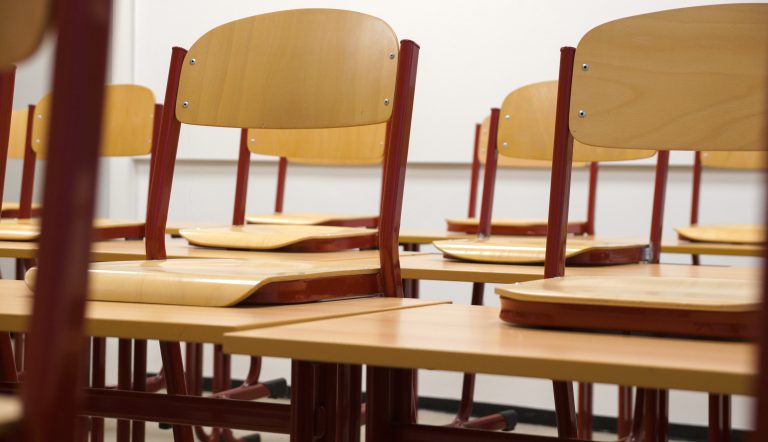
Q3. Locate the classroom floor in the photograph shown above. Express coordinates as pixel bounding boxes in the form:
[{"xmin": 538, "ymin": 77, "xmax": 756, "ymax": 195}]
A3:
[{"xmin": 102, "ymin": 407, "xmax": 630, "ymax": 441}]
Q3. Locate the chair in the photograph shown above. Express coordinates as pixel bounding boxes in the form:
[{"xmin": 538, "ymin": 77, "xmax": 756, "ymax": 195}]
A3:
[
  {"xmin": 447, "ymin": 103, "xmax": 596, "ymax": 237},
  {"xmin": 495, "ymin": 4, "xmax": 768, "ymax": 440},
  {"xmin": 2, "ymin": 108, "xmax": 41, "ymax": 219},
  {"xmin": 677, "ymin": 150, "xmax": 766, "ymax": 248},
  {"xmin": 0, "ymin": 84, "xmax": 159, "ymax": 241},
  {"xmin": 1, "ymin": 0, "xmax": 114, "ymax": 439},
  {"xmin": 434, "ymin": 81, "xmax": 655, "ymax": 265},
  {"xmin": 237, "ymin": 124, "xmax": 384, "ymax": 228}
]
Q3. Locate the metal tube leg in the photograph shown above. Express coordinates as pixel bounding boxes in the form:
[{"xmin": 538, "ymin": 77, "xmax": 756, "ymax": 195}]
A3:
[
  {"xmin": 0, "ymin": 333, "xmax": 17, "ymax": 382},
  {"xmin": 117, "ymin": 339, "xmax": 133, "ymax": 442},
  {"xmin": 132, "ymin": 340, "xmax": 147, "ymax": 442},
  {"xmin": 552, "ymin": 381, "xmax": 578, "ymax": 439},
  {"xmin": 578, "ymin": 382, "xmax": 593, "ymax": 440},
  {"xmin": 291, "ymin": 361, "xmax": 319, "ymax": 442},
  {"xmin": 643, "ymin": 389, "xmax": 669, "ymax": 442},
  {"xmin": 618, "ymin": 386, "xmax": 633, "ymax": 439},
  {"xmin": 709, "ymin": 394, "xmax": 731, "ymax": 442},
  {"xmin": 159, "ymin": 341, "xmax": 194, "ymax": 442}
]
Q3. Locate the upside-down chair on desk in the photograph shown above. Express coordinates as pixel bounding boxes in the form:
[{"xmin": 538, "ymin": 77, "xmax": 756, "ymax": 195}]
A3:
[
  {"xmin": 238, "ymin": 124, "xmax": 384, "ymax": 228},
  {"xmin": 0, "ymin": 0, "xmax": 115, "ymax": 439},
  {"xmin": 495, "ymin": 4, "xmax": 768, "ymax": 441},
  {"xmin": 26, "ymin": 8, "xmax": 418, "ymax": 442},
  {"xmin": 678, "ymin": 150, "xmax": 767, "ymax": 264},
  {"xmin": 447, "ymin": 96, "xmax": 595, "ymax": 237}
]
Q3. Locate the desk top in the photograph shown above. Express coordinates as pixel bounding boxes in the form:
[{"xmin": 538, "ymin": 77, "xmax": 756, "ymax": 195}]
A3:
[
  {"xmin": 0, "ymin": 281, "xmax": 447, "ymax": 343},
  {"xmin": 0, "ymin": 396, "xmax": 20, "ymax": 435},
  {"xmin": 223, "ymin": 304, "xmax": 755, "ymax": 395},
  {"xmin": 399, "ymin": 253, "xmax": 759, "ymax": 284},
  {"xmin": 661, "ymin": 240, "xmax": 763, "ymax": 257}
]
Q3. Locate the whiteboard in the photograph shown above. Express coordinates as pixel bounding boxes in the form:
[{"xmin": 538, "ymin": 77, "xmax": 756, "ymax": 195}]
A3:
[{"xmin": 131, "ymin": 0, "xmax": 753, "ymax": 165}]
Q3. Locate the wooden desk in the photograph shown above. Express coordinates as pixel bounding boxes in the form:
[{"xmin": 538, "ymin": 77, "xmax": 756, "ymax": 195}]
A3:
[
  {"xmin": 0, "ymin": 396, "xmax": 20, "ymax": 435},
  {"xmin": 661, "ymin": 240, "xmax": 763, "ymax": 257},
  {"xmin": 0, "ymin": 280, "xmax": 448, "ymax": 343},
  {"xmin": 223, "ymin": 304, "xmax": 754, "ymax": 395},
  {"xmin": 399, "ymin": 253, "xmax": 759, "ymax": 284}
]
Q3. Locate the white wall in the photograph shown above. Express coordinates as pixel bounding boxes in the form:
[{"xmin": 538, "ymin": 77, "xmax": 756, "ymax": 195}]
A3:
[{"xmin": 9, "ymin": 0, "xmax": 763, "ymax": 431}]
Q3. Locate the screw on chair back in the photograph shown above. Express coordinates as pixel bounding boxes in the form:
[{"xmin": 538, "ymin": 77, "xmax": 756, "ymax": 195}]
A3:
[
  {"xmin": 147, "ymin": 9, "xmax": 418, "ymax": 298},
  {"xmin": 31, "ymin": 84, "xmax": 156, "ymax": 158},
  {"xmin": 545, "ymin": 4, "xmax": 768, "ymax": 278}
]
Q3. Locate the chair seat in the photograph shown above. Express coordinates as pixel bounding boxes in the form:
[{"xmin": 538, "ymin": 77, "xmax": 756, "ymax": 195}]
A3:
[
  {"xmin": 0, "ymin": 218, "xmax": 144, "ymax": 241},
  {"xmin": 246, "ymin": 212, "xmax": 378, "ymax": 228},
  {"xmin": 433, "ymin": 236, "xmax": 647, "ymax": 265},
  {"xmin": 446, "ymin": 217, "xmax": 588, "ymax": 235},
  {"xmin": 675, "ymin": 224, "xmax": 764, "ymax": 244},
  {"xmin": 25, "ymin": 258, "xmax": 381, "ymax": 307},
  {"xmin": 496, "ymin": 276, "xmax": 759, "ymax": 338},
  {"xmin": 179, "ymin": 224, "xmax": 378, "ymax": 251}
]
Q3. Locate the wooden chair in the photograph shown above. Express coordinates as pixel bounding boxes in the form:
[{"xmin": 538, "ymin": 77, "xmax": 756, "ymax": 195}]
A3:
[
  {"xmin": 0, "ymin": 84, "xmax": 159, "ymax": 241},
  {"xmin": 236, "ymin": 124, "xmax": 384, "ymax": 228},
  {"xmin": 1, "ymin": 108, "xmax": 41, "ymax": 219},
  {"xmin": 434, "ymin": 81, "xmax": 655, "ymax": 265},
  {"xmin": 677, "ymin": 151, "xmax": 766, "ymax": 250},
  {"xmin": 447, "ymin": 103, "xmax": 596, "ymax": 237},
  {"xmin": 495, "ymin": 4, "xmax": 768, "ymax": 440},
  {"xmin": 0, "ymin": 0, "xmax": 114, "ymax": 440}
]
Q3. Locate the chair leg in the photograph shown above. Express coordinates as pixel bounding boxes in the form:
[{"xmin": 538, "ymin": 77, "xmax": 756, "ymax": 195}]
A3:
[
  {"xmin": 578, "ymin": 382, "xmax": 593, "ymax": 439},
  {"xmin": 552, "ymin": 381, "xmax": 578, "ymax": 438},
  {"xmin": 117, "ymin": 339, "xmax": 133, "ymax": 442},
  {"xmin": 0, "ymin": 333, "xmax": 17, "ymax": 382},
  {"xmin": 618, "ymin": 386, "xmax": 633, "ymax": 439},
  {"xmin": 91, "ymin": 337, "xmax": 106, "ymax": 442},
  {"xmin": 132, "ymin": 340, "xmax": 147, "ymax": 442},
  {"xmin": 708, "ymin": 394, "xmax": 731, "ymax": 442},
  {"xmin": 642, "ymin": 389, "xmax": 668, "ymax": 442},
  {"xmin": 159, "ymin": 341, "xmax": 194, "ymax": 442}
]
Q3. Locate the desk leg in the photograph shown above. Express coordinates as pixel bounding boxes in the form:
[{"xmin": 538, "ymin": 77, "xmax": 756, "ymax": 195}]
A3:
[
  {"xmin": 617, "ymin": 386, "xmax": 633, "ymax": 438},
  {"xmin": 642, "ymin": 389, "xmax": 668, "ymax": 442},
  {"xmin": 132, "ymin": 340, "xmax": 147, "ymax": 442},
  {"xmin": 366, "ymin": 366, "xmax": 416, "ymax": 442},
  {"xmin": 159, "ymin": 341, "xmax": 194, "ymax": 442},
  {"xmin": 91, "ymin": 337, "xmax": 106, "ymax": 442},
  {"xmin": 708, "ymin": 394, "xmax": 730, "ymax": 442},
  {"xmin": 577, "ymin": 382, "xmax": 593, "ymax": 439}
]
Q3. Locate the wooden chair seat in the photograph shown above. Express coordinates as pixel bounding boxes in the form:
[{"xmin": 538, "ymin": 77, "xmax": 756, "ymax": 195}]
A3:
[
  {"xmin": 675, "ymin": 224, "xmax": 764, "ymax": 244},
  {"xmin": 25, "ymin": 258, "xmax": 381, "ymax": 307},
  {"xmin": 433, "ymin": 236, "xmax": 647, "ymax": 265},
  {"xmin": 179, "ymin": 224, "xmax": 378, "ymax": 252},
  {"xmin": 496, "ymin": 275, "xmax": 759, "ymax": 338},
  {"xmin": 446, "ymin": 217, "xmax": 587, "ymax": 236},
  {"xmin": 245, "ymin": 212, "xmax": 378, "ymax": 228},
  {"xmin": 0, "ymin": 218, "xmax": 144, "ymax": 241}
]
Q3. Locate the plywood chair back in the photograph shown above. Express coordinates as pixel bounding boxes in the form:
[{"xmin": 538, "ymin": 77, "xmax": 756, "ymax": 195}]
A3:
[
  {"xmin": 32, "ymin": 84, "xmax": 156, "ymax": 158},
  {"xmin": 148, "ymin": 9, "xmax": 419, "ymax": 298},
  {"xmin": 544, "ymin": 3, "xmax": 768, "ymax": 278},
  {"xmin": 233, "ymin": 123, "xmax": 385, "ymax": 223},
  {"xmin": 0, "ymin": 0, "xmax": 111, "ymax": 438}
]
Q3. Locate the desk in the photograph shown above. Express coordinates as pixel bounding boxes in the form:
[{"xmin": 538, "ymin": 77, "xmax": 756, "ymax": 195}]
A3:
[
  {"xmin": 223, "ymin": 303, "xmax": 754, "ymax": 395},
  {"xmin": 0, "ymin": 280, "xmax": 447, "ymax": 343},
  {"xmin": 399, "ymin": 253, "xmax": 758, "ymax": 284},
  {"xmin": 0, "ymin": 396, "xmax": 20, "ymax": 435},
  {"xmin": 661, "ymin": 240, "xmax": 763, "ymax": 257}
]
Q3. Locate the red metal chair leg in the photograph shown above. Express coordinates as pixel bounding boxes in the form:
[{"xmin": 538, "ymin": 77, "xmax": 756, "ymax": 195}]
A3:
[
  {"xmin": 642, "ymin": 389, "xmax": 668, "ymax": 442},
  {"xmin": 0, "ymin": 333, "xmax": 17, "ymax": 382},
  {"xmin": 618, "ymin": 386, "xmax": 633, "ymax": 439},
  {"xmin": 117, "ymin": 339, "xmax": 133, "ymax": 442},
  {"xmin": 132, "ymin": 340, "xmax": 148, "ymax": 442},
  {"xmin": 578, "ymin": 382, "xmax": 593, "ymax": 439},
  {"xmin": 75, "ymin": 338, "xmax": 92, "ymax": 442},
  {"xmin": 708, "ymin": 394, "xmax": 730, "ymax": 442},
  {"xmin": 553, "ymin": 381, "xmax": 578, "ymax": 439},
  {"xmin": 159, "ymin": 341, "xmax": 194, "ymax": 442},
  {"xmin": 91, "ymin": 337, "xmax": 107, "ymax": 442}
]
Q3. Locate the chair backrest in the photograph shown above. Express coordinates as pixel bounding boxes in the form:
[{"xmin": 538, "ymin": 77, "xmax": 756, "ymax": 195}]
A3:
[
  {"xmin": 701, "ymin": 151, "xmax": 767, "ymax": 170},
  {"xmin": 247, "ymin": 124, "xmax": 385, "ymax": 165},
  {"xmin": 544, "ymin": 4, "xmax": 768, "ymax": 278},
  {"xmin": 569, "ymin": 4, "xmax": 768, "ymax": 152},
  {"xmin": 0, "ymin": 0, "xmax": 49, "ymax": 68},
  {"xmin": 148, "ymin": 9, "xmax": 418, "ymax": 299},
  {"xmin": 32, "ymin": 84, "xmax": 156, "ymax": 158},
  {"xmin": 8, "ymin": 109, "xmax": 29, "ymax": 160},
  {"xmin": 498, "ymin": 81, "xmax": 655, "ymax": 162}
]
